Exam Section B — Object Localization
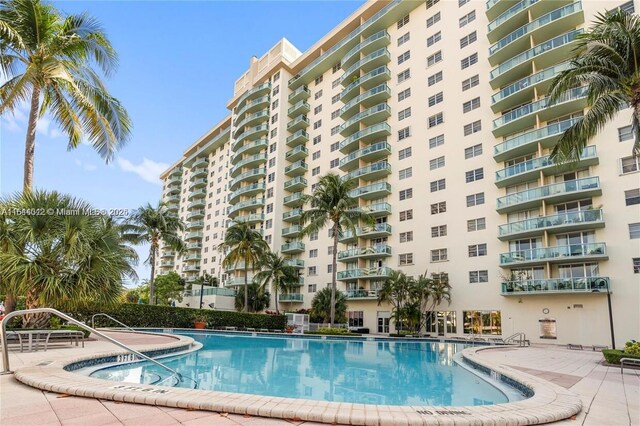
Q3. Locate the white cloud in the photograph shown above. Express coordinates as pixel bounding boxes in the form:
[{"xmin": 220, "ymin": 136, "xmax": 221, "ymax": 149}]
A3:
[
  {"xmin": 1, "ymin": 108, "xmax": 63, "ymax": 138},
  {"xmin": 117, "ymin": 157, "xmax": 169, "ymax": 185},
  {"xmin": 74, "ymin": 158, "xmax": 97, "ymax": 172},
  {"xmin": 1, "ymin": 108, "xmax": 26, "ymax": 133}
]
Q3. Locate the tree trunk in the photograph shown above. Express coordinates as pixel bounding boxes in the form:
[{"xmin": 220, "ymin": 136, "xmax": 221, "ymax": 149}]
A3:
[
  {"xmin": 149, "ymin": 240, "xmax": 156, "ymax": 305},
  {"xmin": 22, "ymin": 287, "xmax": 49, "ymax": 329},
  {"xmin": 274, "ymin": 278, "xmax": 279, "ymax": 315},
  {"xmin": 23, "ymin": 85, "xmax": 41, "ymax": 191},
  {"xmin": 330, "ymin": 223, "xmax": 338, "ymax": 327},
  {"xmin": 243, "ymin": 261, "xmax": 249, "ymax": 313},
  {"xmin": 4, "ymin": 294, "xmax": 17, "ymax": 315}
]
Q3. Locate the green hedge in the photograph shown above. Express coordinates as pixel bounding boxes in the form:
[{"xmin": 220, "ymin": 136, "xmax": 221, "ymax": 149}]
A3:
[
  {"xmin": 305, "ymin": 328, "xmax": 361, "ymax": 336},
  {"xmin": 602, "ymin": 349, "xmax": 640, "ymax": 365},
  {"xmin": 68, "ymin": 303, "xmax": 286, "ymax": 331}
]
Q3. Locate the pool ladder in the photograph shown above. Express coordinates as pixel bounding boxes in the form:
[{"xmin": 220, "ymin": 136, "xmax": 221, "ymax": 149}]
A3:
[{"xmin": 0, "ymin": 308, "xmax": 198, "ymax": 388}]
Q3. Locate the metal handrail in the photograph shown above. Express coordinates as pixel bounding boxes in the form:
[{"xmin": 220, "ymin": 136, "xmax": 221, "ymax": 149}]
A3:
[
  {"xmin": 503, "ymin": 332, "xmax": 528, "ymax": 347},
  {"xmin": 91, "ymin": 313, "xmax": 134, "ymax": 331},
  {"xmin": 0, "ymin": 308, "xmax": 195, "ymax": 388}
]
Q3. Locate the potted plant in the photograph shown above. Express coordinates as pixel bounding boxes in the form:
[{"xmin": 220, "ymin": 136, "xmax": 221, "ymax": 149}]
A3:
[{"xmin": 193, "ymin": 315, "xmax": 207, "ymax": 329}]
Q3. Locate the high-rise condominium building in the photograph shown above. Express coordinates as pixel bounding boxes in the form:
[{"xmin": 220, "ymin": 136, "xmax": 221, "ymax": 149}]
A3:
[{"xmin": 157, "ymin": 0, "xmax": 639, "ymax": 347}]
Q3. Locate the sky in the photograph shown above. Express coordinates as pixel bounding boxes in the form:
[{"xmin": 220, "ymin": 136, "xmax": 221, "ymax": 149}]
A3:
[{"xmin": 0, "ymin": 0, "xmax": 367, "ymax": 285}]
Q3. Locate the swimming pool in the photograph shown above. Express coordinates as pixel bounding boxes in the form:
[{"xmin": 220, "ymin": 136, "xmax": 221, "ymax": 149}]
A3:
[{"xmin": 89, "ymin": 332, "xmax": 515, "ymax": 406}]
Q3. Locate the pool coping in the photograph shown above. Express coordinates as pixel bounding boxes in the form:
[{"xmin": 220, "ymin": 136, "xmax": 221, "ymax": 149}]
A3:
[{"xmin": 13, "ymin": 331, "xmax": 582, "ymax": 426}]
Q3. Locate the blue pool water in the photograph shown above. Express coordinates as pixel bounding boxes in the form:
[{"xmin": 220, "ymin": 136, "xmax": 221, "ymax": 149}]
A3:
[{"xmin": 90, "ymin": 332, "xmax": 511, "ymax": 406}]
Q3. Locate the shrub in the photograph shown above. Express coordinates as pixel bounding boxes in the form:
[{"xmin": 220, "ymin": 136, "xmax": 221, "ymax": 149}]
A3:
[
  {"xmin": 305, "ymin": 327, "xmax": 360, "ymax": 336},
  {"xmin": 624, "ymin": 340, "xmax": 640, "ymax": 356},
  {"xmin": 602, "ymin": 349, "xmax": 640, "ymax": 364}
]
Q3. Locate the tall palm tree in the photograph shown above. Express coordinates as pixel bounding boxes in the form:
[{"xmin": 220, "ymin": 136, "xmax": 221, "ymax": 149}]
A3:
[
  {"xmin": 195, "ymin": 272, "xmax": 218, "ymax": 309},
  {"xmin": 377, "ymin": 269, "xmax": 412, "ymax": 333},
  {"xmin": 548, "ymin": 9, "xmax": 640, "ymax": 162},
  {"xmin": 255, "ymin": 251, "xmax": 298, "ymax": 315},
  {"xmin": 219, "ymin": 222, "xmax": 268, "ymax": 312},
  {"xmin": 410, "ymin": 271, "xmax": 433, "ymax": 334},
  {"xmin": 427, "ymin": 273, "xmax": 452, "ymax": 313},
  {"xmin": 300, "ymin": 173, "xmax": 372, "ymax": 326},
  {"xmin": 0, "ymin": 0, "xmax": 132, "ymax": 190},
  {"xmin": 125, "ymin": 202, "xmax": 184, "ymax": 305},
  {"xmin": 0, "ymin": 190, "xmax": 138, "ymax": 327}
]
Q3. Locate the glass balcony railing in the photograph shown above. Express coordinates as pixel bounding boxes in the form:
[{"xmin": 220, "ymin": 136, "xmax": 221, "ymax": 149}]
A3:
[
  {"xmin": 496, "ymin": 177, "xmax": 600, "ymax": 211},
  {"xmin": 284, "ymin": 176, "xmax": 307, "ymax": 190},
  {"xmin": 284, "ymin": 160, "xmax": 308, "ymax": 175},
  {"xmin": 494, "ymin": 117, "xmax": 580, "ymax": 158},
  {"xmin": 341, "ymin": 48, "xmax": 390, "ymax": 84},
  {"xmin": 338, "ymin": 245, "xmax": 392, "ymax": 260},
  {"xmin": 186, "ymin": 242, "xmax": 202, "ymax": 250},
  {"xmin": 282, "ymin": 225, "xmax": 303, "ymax": 236},
  {"xmin": 230, "ymin": 153, "xmax": 267, "ymax": 176},
  {"xmin": 340, "ymin": 103, "xmax": 391, "ymax": 136},
  {"xmin": 189, "ymin": 178, "xmax": 207, "ymax": 189},
  {"xmin": 161, "ymin": 251, "xmax": 175, "ymax": 258},
  {"xmin": 193, "ymin": 157, "xmax": 208, "ymax": 168},
  {"xmin": 236, "ymin": 125, "xmax": 269, "ymax": 143},
  {"xmin": 341, "ymin": 66, "xmax": 390, "ymax": 102},
  {"xmin": 340, "ymin": 141, "xmax": 391, "ymax": 169},
  {"xmin": 229, "ymin": 168, "xmax": 266, "ymax": 189},
  {"xmin": 160, "ymin": 260, "xmax": 174, "ymax": 267},
  {"xmin": 186, "ymin": 287, "xmax": 237, "ymax": 298},
  {"xmin": 235, "ymin": 96, "xmax": 270, "ymax": 119},
  {"xmin": 283, "ymin": 192, "xmax": 305, "ymax": 206},
  {"xmin": 498, "ymin": 209, "xmax": 604, "ymax": 238},
  {"xmin": 348, "ymin": 182, "xmax": 391, "ymax": 199},
  {"xmin": 227, "ymin": 198, "xmax": 265, "ymax": 216},
  {"xmin": 501, "ymin": 276, "xmax": 609, "ymax": 295},
  {"xmin": 342, "ymin": 162, "xmax": 391, "ymax": 182},
  {"xmin": 283, "ymin": 208, "xmax": 303, "ymax": 221},
  {"xmin": 285, "ymin": 146, "xmax": 308, "ymax": 161},
  {"xmin": 279, "ymin": 294, "xmax": 304, "ymax": 302},
  {"xmin": 187, "ymin": 200, "xmax": 205, "ymax": 209},
  {"xmin": 235, "ymin": 82, "xmax": 271, "ymax": 112},
  {"xmin": 185, "ymin": 231, "xmax": 204, "ymax": 239},
  {"xmin": 340, "ymin": 84, "xmax": 391, "ymax": 117},
  {"xmin": 488, "ymin": 0, "xmax": 540, "ymax": 33},
  {"xmin": 233, "ymin": 111, "xmax": 270, "ymax": 137},
  {"xmin": 342, "ymin": 30, "xmax": 390, "ymax": 69},
  {"xmin": 287, "ymin": 115, "xmax": 309, "ymax": 131},
  {"xmin": 232, "ymin": 139, "xmax": 268, "ymax": 160},
  {"xmin": 234, "ymin": 213, "xmax": 265, "ymax": 224},
  {"xmin": 499, "ymin": 242, "xmax": 607, "ymax": 265},
  {"xmin": 339, "ymin": 123, "xmax": 391, "ymax": 152},
  {"xmin": 229, "ymin": 183, "xmax": 266, "ymax": 202},
  {"xmin": 287, "ymin": 100, "xmax": 310, "ymax": 117},
  {"xmin": 359, "ymin": 202, "xmax": 391, "ymax": 216},
  {"xmin": 288, "ymin": 86, "xmax": 310, "ymax": 102},
  {"xmin": 491, "ymin": 63, "xmax": 570, "ymax": 107},
  {"xmin": 185, "ymin": 220, "xmax": 204, "ymax": 230},
  {"xmin": 337, "ymin": 266, "xmax": 393, "ymax": 280},
  {"xmin": 284, "ymin": 259, "xmax": 305, "ymax": 268},
  {"xmin": 343, "ymin": 289, "xmax": 380, "ymax": 299},
  {"xmin": 286, "ymin": 130, "xmax": 309, "ymax": 147},
  {"xmin": 169, "ymin": 168, "xmax": 182, "ymax": 177},
  {"xmin": 183, "ymin": 253, "xmax": 201, "ymax": 261},
  {"xmin": 281, "ymin": 242, "xmax": 305, "ymax": 252}
]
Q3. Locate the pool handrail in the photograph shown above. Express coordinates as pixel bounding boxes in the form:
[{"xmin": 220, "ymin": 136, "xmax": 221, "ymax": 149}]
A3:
[{"xmin": 91, "ymin": 313, "xmax": 135, "ymax": 331}]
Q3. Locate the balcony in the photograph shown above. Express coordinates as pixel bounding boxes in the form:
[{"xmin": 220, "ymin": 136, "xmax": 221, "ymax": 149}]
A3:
[
  {"xmin": 339, "ymin": 123, "xmax": 391, "ymax": 154},
  {"xmin": 338, "ymin": 245, "xmax": 392, "ymax": 262},
  {"xmin": 161, "ymin": 251, "xmax": 175, "ymax": 258},
  {"xmin": 188, "ymin": 178, "xmax": 207, "ymax": 190},
  {"xmin": 489, "ymin": 30, "xmax": 583, "ymax": 89},
  {"xmin": 283, "ymin": 208, "xmax": 303, "ymax": 222},
  {"xmin": 284, "ymin": 176, "xmax": 307, "ymax": 191},
  {"xmin": 235, "ymin": 124, "xmax": 269, "ymax": 144},
  {"xmin": 167, "ymin": 174, "xmax": 181, "ymax": 185},
  {"xmin": 235, "ymin": 82, "xmax": 271, "ymax": 113},
  {"xmin": 160, "ymin": 260, "xmax": 174, "ymax": 267},
  {"xmin": 229, "ymin": 168, "xmax": 267, "ymax": 190},
  {"xmin": 227, "ymin": 276, "xmax": 256, "ymax": 286},
  {"xmin": 235, "ymin": 96, "xmax": 270, "ymax": 119},
  {"xmin": 186, "ymin": 210, "xmax": 205, "ymax": 219},
  {"xmin": 340, "ymin": 103, "xmax": 391, "ymax": 137},
  {"xmin": 341, "ymin": 30, "xmax": 390, "ymax": 70},
  {"xmin": 492, "ymin": 87, "xmax": 587, "ymax": 137},
  {"xmin": 339, "ymin": 223, "xmax": 392, "ymax": 242},
  {"xmin": 488, "ymin": 0, "xmax": 574, "ymax": 42},
  {"xmin": 349, "ymin": 182, "xmax": 391, "ymax": 200},
  {"xmin": 286, "ymin": 130, "xmax": 309, "ymax": 147},
  {"xmin": 495, "ymin": 146, "xmax": 598, "ymax": 187},
  {"xmin": 230, "ymin": 153, "xmax": 268, "ymax": 178},
  {"xmin": 340, "ymin": 84, "xmax": 391, "ymax": 119},
  {"xmin": 341, "ymin": 48, "xmax": 391, "ymax": 85},
  {"xmin": 499, "ymin": 242, "xmax": 607, "ymax": 267},
  {"xmin": 339, "ymin": 141, "xmax": 391, "ymax": 171},
  {"xmin": 343, "ymin": 289, "xmax": 380, "ymax": 300},
  {"xmin": 231, "ymin": 139, "xmax": 268, "ymax": 163},
  {"xmin": 284, "ymin": 161, "xmax": 308, "ymax": 177},
  {"xmin": 493, "ymin": 117, "xmax": 580, "ymax": 162},
  {"xmin": 183, "ymin": 265, "xmax": 201, "ymax": 273},
  {"xmin": 228, "ymin": 182, "xmax": 266, "ymax": 204},
  {"xmin": 501, "ymin": 276, "xmax": 609, "ymax": 296},
  {"xmin": 337, "ymin": 266, "xmax": 393, "ymax": 281},
  {"xmin": 188, "ymin": 287, "xmax": 237, "ymax": 298},
  {"xmin": 184, "ymin": 253, "xmax": 201, "ymax": 261},
  {"xmin": 187, "ymin": 188, "xmax": 206, "ymax": 201},
  {"xmin": 497, "ymin": 209, "xmax": 605, "ymax": 240},
  {"xmin": 283, "ymin": 192, "xmax": 306, "ymax": 207},
  {"xmin": 185, "ymin": 231, "xmax": 204, "ymax": 240},
  {"xmin": 166, "ymin": 194, "xmax": 180, "ymax": 203},
  {"xmin": 496, "ymin": 177, "xmax": 601, "ymax": 213},
  {"xmin": 169, "ymin": 168, "xmax": 182, "ymax": 178},
  {"xmin": 191, "ymin": 167, "xmax": 207, "ymax": 179},
  {"xmin": 288, "ymin": 85, "xmax": 310, "ymax": 103},
  {"xmin": 186, "ymin": 242, "xmax": 202, "ymax": 250},
  {"xmin": 234, "ymin": 213, "xmax": 265, "ymax": 224},
  {"xmin": 491, "ymin": 62, "xmax": 570, "ymax": 112},
  {"xmin": 284, "ymin": 259, "xmax": 305, "ymax": 269},
  {"xmin": 193, "ymin": 157, "xmax": 208, "ymax": 168},
  {"xmin": 342, "ymin": 162, "xmax": 391, "ymax": 182},
  {"xmin": 185, "ymin": 220, "xmax": 204, "ymax": 230},
  {"xmin": 233, "ymin": 111, "xmax": 270, "ymax": 138},
  {"xmin": 282, "ymin": 225, "xmax": 303, "ymax": 237},
  {"xmin": 341, "ymin": 66, "xmax": 390, "ymax": 103},
  {"xmin": 281, "ymin": 241, "xmax": 305, "ymax": 254},
  {"xmin": 227, "ymin": 198, "xmax": 265, "ymax": 218},
  {"xmin": 285, "ymin": 146, "xmax": 308, "ymax": 162},
  {"xmin": 166, "ymin": 185, "xmax": 180, "ymax": 195},
  {"xmin": 279, "ymin": 294, "xmax": 304, "ymax": 302},
  {"xmin": 287, "ymin": 100, "xmax": 310, "ymax": 118},
  {"xmin": 488, "ymin": 2, "xmax": 584, "ymax": 66},
  {"xmin": 359, "ymin": 202, "xmax": 391, "ymax": 217},
  {"xmin": 187, "ymin": 199, "xmax": 206, "ymax": 209},
  {"xmin": 287, "ymin": 115, "xmax": 309, "ymax": 132}
]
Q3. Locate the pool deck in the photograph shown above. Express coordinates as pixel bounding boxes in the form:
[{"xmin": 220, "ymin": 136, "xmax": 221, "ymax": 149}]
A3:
[{"xmin": 0, "ymin": 331, "xmax": 637, "ymax": 426}]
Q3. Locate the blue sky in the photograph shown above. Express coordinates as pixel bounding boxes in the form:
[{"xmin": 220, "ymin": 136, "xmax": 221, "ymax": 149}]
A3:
[{"xmin": 0, "ymin": 0, "xmax": 366, "ymax": 284}]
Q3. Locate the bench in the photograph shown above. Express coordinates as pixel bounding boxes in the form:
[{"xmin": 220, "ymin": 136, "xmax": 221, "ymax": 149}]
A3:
[
  {"xmin": 620, "ymin": 358, "xmax": 640, "ymax": 373},
  {"xmin": 259, "ymin": 328, "xmax": 269, "ymax": 332},
  {"xmin": 246, "ymin": 328, "xmax": 256, "ymax": 332},
  {"xmin": 592, "ymin": 345, "xmax": 608, "ymax": 351},
  {"xmin": 224, "ymin": 326, "xmax": 237, "ymax": 331},
  {"xmin": 567, "ymin": 343, "xmax": 583, "ymax": 350},
  {"xmin": 44, "ymin": 330, "xmax": 85, "ymax": 350}
]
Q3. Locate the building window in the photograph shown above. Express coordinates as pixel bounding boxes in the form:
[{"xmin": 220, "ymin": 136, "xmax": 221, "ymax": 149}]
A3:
[
  {"xmin": 429, "ymin": 134, "xmax": 444, "ymax": 149},
  {"xmin": 633, "ymin": 258, "xmax": 640, "ymax": 273},
  {"xmin": 465, "ymin": 168, "xmax": 484, "ymax": 182},
  {"xmin": 426, "ymin": 12, "xmax": 441, "ymax": 28},
  {"xmin": 331, "ymin": 125, "xmax": 340, "ymax": 135},
  {"xmin": 619, "ymin": 125, "xmax": 633, "ymax": 141},
  {"xmin": 460, "ymin": 31, "xmax": 477, "ymax": 48},
  {"xmin": 431, "ymin": 201, "xmax": 446, "ymax": 214},
  {"xmin": 267, "ymin": 187, "xmax": 274, "ymax": 198},
  {"xmin": 331, "ymin": 94, "xmax": 340, "ymax": 104},
  {"xmin": 428, "ymin": 112, "xmax": 444, "ymax": 128},
  {"xmin": 399, "ymin": 209, "xmax": 413, "ymax": 221},
  {"xmin": 427, "ymin": 31, "xmax": 441, "ymax": 47},
  {"xmin": 348, "ymin": 311, "xmax": 364, "ymax": 327},
  {"xmin": 332, "ymin": 78, "xmax": 340, "ymax": 89},
  {"xmin": 461, "ymin": 53, "xmax": 478, "ymax": 69},
  {"xmin": 399, "ymin": 167, "xmax": 412, "ymax": 180},
  {"xmin": 272, "ymin": 71, "xmax": 280, "ymax": 81},
  {"xmin": 270, "ymin": 143, "xmax": 277, "ymax": 153},
  {"xmin": 630, "ymin": 223, "xmax": 640, "ymax": 239},
  {"xmin": 314, "ymin": 105, "xmax": 322, "ymax": 114},
  {"xmin": 330, "ymin": 142, "xmax": 339, "ymax": 152},
  {"xmin": 397, "ymin": 14, "xmax": 409, "ymax": 29},
  {"xmin": 398, "ymin": 50, "xmax": 411, "ymax": 65},
  {"xmin": 459, "ymin": 0, "xmax": 470, "ymax": 6},
  {"xmin": 467, "ymin": 218, "xmax": 486, "ymax": 232},
  {"xmin": 272, "ymin": 99, "xmax": 279, "ymax": 110},
  {"xmin": 431, "ymin": 249, "xmax": 447, "ymax": 262},
  {"xmin": 400, "ymin": 232, "xmax": 413, "ymax": 243},
  {"xmin": 310, "ymin": 230, "xmax": 318, "ymax": 240},
  {"xmin": 330, "ymin": 158, "xmax": 339, "ymax": 168},
  {"xmin": 269, "ymin": 157, "xmax": 276, "ymax": 168},
  {"xmin": 459, "ymin": 10, "xmax": 475, "ymax": 27},
  {"xmin": 427, "ymin": 51, "xmax": 443, "ymax": 67},
  {"xmin": 428, "ymin": 71, "xmax": 443, "ymax": 86},
  {"xmin": 462, "ymin": 75, "xmax": 479, "ymax": 91},
  {"xmin": 463, "ymin": 311, "xmax": 501, "ymax": 335},
  {"xmin": 398, "ymin": 127, "xmax": 411, "ymax": 140},
  {"xmin": 313, "ymin": 120, "xmax": 322, "ymax": 129},
  {"xmin": 314, "ymin": 90, "xmax": 322, "ymax": 100},
  {"xmin": 268, "ymin": 172, "xmax": 275, "ymax": 183},
  {"xmin": 426, "ymin": 0, "xmax": 440, "ymax": 8},
  {"xmin": 270, "ymin": 128, "xmax": 277, "ymax": 138},
  {"xmin": 428, "ymin": 92, "xmax": 443, "ymax": 107},
  {"xmin": 431, "ymin": 225, "xmax": 447, "ymax": 237},
  {"xmin": 312, "ymin": 166, "xmax": 320, "ymax": 176},
  {"xmin": 398, "ymin": 32, "xmax": 410, "ymax": 46},
  {"xmin": 399, "ymin": 188, "xmax": 413, "ymax": 200},
  {"xmin": 331, "ymin": 109, "xmax": 340, "ymax": 119},
  {"xmin": 308, "ymin": 284, "xmax": 317, "ymax": 293},
  {"xmin": 463, "ymin": 97, "xmax": 480, "ymax": 113},
  {"xmin": 430, "ymin": 178, "xmax": 446, "ymax": 192},
  {"xmin": 625, "ymin": 189, "xmax": 640, "ymax": 206},
  {"xmin": 398, "ymin": 107, "xmax": 412, "ymax": 121},
  {"xmin": 617, "ymin": 1, "xmax": 635, "ymax": 13},
  {"xmin": 327, "ymin": 264, "xmax": 333, "ymax": 273},
  {"xmin": 621, "ymin": 156, "xmax": 640, "ymax": 173},
  {"xmin": 312, "ymin": 151, "xmax": 321, "ymax": 160},
  {"xmin": 398, "ymin": 69, "xmax": 411, "ymax": 83},
  {"xmin": 469, "ymin": 270, "xmax": 488, "ymax": 283},
  {"xmin": 332, "ymin": 62, "xmax": 341, "ymax": 73},
  {"xmin": 464, "ymin": 120, "xmax": 482, "ymax": 136},
  {"xmin": 399, "ymin": 253, "xmax": 414, "ymax": 266},
  {"xmin": 315, "ymin": 75, "xmax": 323, "ymax": 85},
  {"xmin": 308, "ymin": 266, "xmax": 317, "ymax": 276},
  {"xmin": 265, "ymin": 219, "xmax": 273, "ymax": 229},
  {"xmin": 313, "ymin": 135, "xmax": 321, "ymax": 145},
  {"xmin": 309, "ymin": 249, "xmax": 318, "ymax": 258},
  {"xmin": 398, "ymin": 88, "xmax": 411, "ymax": 101},
  {"xmin": 466, "ymin": 192, "xmax": 485, "ymax": 206},
  {"xmin": 464, "ymin": 144, "xmax": 483, "ymax": 159},
  {"xmin": 272, "ymin": 85, "xmax": 280, "ymax": 96},
  {"xmin": 266, "ymin": 203, "xmax": 273, "ymax": 213},
  {"xmin": 468, "ymin": 243, "xmax": 487, "ymax": 257},
  {"xmin": 429, "ymin": 156, "xmax": 445, "ymax": 170}
]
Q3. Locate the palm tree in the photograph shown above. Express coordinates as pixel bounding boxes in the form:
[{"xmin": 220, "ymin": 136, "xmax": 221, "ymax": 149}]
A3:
[
  {"xmin": 310, "ymin": 287, "xmax": 347, "ymax": 324},
  {"xmin": 548, "ymin": 9, "xmax": 640, "ymax": 162},
  {"xmin": 195, "ymin": 272, "xmax": 218, "ymax": 309},
  {"xmin": 299, "ymin": 173, "xmax": 372, "ymax": 326},
  {"xmin": 234, "ymin": 282, "xmax": 270, "ymax": 313},
  {"xmin": 219, "ymin": 222, "xmax": 268, "ymax": 312},
  {"xmin": 377, "ymin": 269, "xmax": 412, "ymax": 333},
  {"xmin": 0, "ymin": 0, "xmax": 132, "ymax": 190},
  {"xmin": 427, "ymin": 273, "xmax": 452, "ymax": 313},
  {"xmin": 0, "ymin": 190, "xmax": 138, "ymax": 327},
  {"xmin": 410, "ymin": 271, "xmax": 433, "ymax": 334},
  {"xmin": 255, "ymin": 251, "xmax": 298, "ymax": 315},
  {"xmin": 125, "ymin": 202, "xmax": 184, "ymax": 305}
]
